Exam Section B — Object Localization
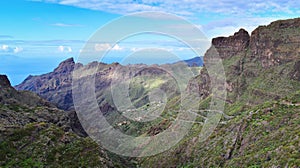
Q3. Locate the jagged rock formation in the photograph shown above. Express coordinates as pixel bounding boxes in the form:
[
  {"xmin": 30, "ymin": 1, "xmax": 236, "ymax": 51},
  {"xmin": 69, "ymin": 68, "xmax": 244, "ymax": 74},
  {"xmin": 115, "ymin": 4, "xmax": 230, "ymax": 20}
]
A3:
[
  {"xmin": 53, "ymin": 57, "xmax": 75, "ymax": 74},
  {"xmin": 212, "ymin": 28, "xmax": 250, "ymax": 59},
  {"xmin": 192, "ymin": 18, "xmax": 300, "ymax": 106},
  {"xmin": 250, "ymin": 18, "xmax": 300, "ymax": 67},
  {"xmin": 0, "ymin": 75, "xmax": 11, "ymax": 88}
]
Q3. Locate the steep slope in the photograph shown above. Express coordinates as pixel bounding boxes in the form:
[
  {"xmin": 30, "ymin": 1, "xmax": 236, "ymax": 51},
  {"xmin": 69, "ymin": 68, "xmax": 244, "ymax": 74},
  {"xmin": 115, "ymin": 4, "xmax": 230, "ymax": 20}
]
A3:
[
  {"xmin": 15, "ymin": 58, "xmax": 75, "ymax": 111},
  {"xmin": 0, "ymin": 75, "xmax": 53, "ymax": 108},
  {"xmin": 193, "ymin": 18, "xmax": 300, "ymax": 111},
  {"xmin": 0, "ymin": 75, "xmax": 65, "ymax": 130},
  {"xmin": 0, "ymin": 75, "xmax": 135, "ymax": 167},
  {"xmin": 140, "ymin": 18, "xmax": 300, "ymax": 167},
  {"xmin": 140, "ymin": 92, "xmax": 300, "ymax": 167}
]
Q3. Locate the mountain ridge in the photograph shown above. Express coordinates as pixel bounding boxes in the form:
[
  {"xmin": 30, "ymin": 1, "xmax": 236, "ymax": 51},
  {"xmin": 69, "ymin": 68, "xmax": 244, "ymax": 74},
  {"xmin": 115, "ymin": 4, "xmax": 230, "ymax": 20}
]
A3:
[{"xmin": 7, "ymin": 17, "xmax": 300, "ymax": 167}]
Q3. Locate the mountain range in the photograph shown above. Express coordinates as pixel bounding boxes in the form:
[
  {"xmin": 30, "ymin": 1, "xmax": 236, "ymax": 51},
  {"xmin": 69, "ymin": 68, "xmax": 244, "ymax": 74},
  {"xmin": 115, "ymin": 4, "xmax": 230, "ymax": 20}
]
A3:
[{"xmin": 1, "ymin": 17, "xmax": 300, "ymax": 167}]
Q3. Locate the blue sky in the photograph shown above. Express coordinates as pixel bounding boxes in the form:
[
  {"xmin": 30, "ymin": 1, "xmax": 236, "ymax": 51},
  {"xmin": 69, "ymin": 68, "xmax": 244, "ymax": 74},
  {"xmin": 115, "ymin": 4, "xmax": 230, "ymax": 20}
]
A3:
[{"xmin": 0, "ymin": 0, "xmax": 299, "ymax": 85}]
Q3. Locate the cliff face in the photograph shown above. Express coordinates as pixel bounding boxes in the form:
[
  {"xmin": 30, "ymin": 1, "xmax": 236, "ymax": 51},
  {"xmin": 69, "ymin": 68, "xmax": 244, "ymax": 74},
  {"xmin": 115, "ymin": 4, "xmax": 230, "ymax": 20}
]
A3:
[
  {"xmin": 250, "ymin": 18, "xmax": 300, "ymax": 68},
  {"xmin": 212, "ymin": 29, "xmax": 250, "ymax": 59},
  {"xmin": 192, "ymin": 18, "xmax": 300, "ymax": 106},
  {"xmin": 211, "ymin": 18, "xmax": 300, "ymax": 68}
]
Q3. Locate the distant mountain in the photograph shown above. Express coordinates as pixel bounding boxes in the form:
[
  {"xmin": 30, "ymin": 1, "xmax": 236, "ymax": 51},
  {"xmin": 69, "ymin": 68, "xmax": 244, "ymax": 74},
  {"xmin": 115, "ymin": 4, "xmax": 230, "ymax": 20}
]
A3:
[
  {"xmin": 182, "ymin": 56, "xmax": 203, "ymax": 67},
  {"xmin": 170, "ymin": 56, "xmax": 203, "ymax": 67}
]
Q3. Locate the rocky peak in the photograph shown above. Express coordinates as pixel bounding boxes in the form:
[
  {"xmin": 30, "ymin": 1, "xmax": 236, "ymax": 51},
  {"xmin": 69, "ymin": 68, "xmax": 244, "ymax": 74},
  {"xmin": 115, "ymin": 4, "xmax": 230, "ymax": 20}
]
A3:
[
  {"xmin": 212, "ymin": 28, "xmax": 250, "ymax": 59},
  {"xmin": 268, "ymin": 17, "xmax": 300, "ymax": 29},
  {"xmin": 0, "ymin": 75, "xmax": 12, "ymax": 88},
  {"xmin": 54, "ymin": 57, "xmax": 75, "ymax": 74}
]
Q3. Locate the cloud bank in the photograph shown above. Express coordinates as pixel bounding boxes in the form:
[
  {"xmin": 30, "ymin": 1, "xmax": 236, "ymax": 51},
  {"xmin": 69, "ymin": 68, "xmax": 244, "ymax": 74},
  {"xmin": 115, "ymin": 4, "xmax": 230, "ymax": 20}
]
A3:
[{"xmin": 41, "ymin": 0, "xmax": 300, "ymax": 17}]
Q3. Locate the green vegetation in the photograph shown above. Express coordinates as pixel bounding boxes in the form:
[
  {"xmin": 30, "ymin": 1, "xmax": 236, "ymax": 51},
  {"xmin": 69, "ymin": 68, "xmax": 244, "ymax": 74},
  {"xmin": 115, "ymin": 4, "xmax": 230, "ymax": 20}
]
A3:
[
  {"xmin": 0, "ymin": 122, "xmax": 134, "ymax": 168},
  {"xmin": 140, "ymin": 94, "xmax": 300, "ymax": 167}
]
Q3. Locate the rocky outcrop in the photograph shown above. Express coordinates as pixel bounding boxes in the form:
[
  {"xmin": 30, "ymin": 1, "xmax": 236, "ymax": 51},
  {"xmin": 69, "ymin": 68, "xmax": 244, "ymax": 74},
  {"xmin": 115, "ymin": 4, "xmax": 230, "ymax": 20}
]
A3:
[
  {"xmin": 250, "ymin": 18, "xmax": 300, "ymax": 68},
  {"xmin": 290, "ymin": 60, "xmax": 300, "ymax": 81},
  {"xmin": 187, "ymin": 67, "xmax": 211, "ymax": 98},
  {"xmin": 212, "ymin": 29, "xmax": 250, "ymax": 59},
  {"xmin": 54, "ymin": 57, "xmax": 75, "ymax": 74},
  {"xmin": 188, "ymin": 18, "xmax": 300, "ymax": 106},
  {"xmin": 0, "ymin": 75, "xmax": 11, "ymax": 88}
]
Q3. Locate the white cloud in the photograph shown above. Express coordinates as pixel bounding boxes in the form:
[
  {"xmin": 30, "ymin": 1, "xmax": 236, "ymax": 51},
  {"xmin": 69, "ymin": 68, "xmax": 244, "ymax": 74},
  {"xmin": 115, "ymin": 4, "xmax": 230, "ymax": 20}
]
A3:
[
  {"xmin": 13, "ymin": 47, "xmax": 23, "ymax": 53},
  {"xmin": 51, "ymin": 23, "xmax": 83, "ymax": 27},
  {"xmin": 178, "ymin": 47, "xmax": 189, "ymax": 51},
  {"xmin": 41, "ymin": 0, "xmax": 300, "ymax": 17},
  {"xmin": 1, "ymin": 45, "xmax": 9, "ymax": 51},
  {"xmin": 94, "ymin": 43, "xmax": 111, "ymax": 51},
  {"xmin": 130, "ymin": 47, "xmax": 174, "ymax": 53},
  {"xmin": 68, "ymin": 47, "xmax": 72, "ymax": 52},
  {"xmin": 58, "ymin": 45, "xmax": 64, "ymax": 52},
  {"xmin": 38, "ymin": 0, "xmax": 299, "ymax": 44},
  {"xmin": 131, "ymin": 47, "xmax": 139, "ymax": 52},
  {"xmin": 0, "ymin": 44, "xmax": 23, "ymax": 53},
  {"xmin": 112, "ymin": 44, "xmax": 123, "ymax": 51},
  {"xmin": 58, "ymin": 45, "xmax": 72, "ymax": 53},
  {"xmin": 95, "ymin": 43, "xmax": 123, "ymax": 51}
]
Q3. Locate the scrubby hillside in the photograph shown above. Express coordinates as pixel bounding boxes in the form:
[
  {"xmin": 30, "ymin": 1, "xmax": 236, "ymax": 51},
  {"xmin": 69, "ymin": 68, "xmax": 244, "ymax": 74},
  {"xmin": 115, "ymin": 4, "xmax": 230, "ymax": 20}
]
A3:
[
  {"xmin": 0, "ymin": 75, "xmax": 135, "ymax": 167},
  {"xmin": 140, "ymin": 18, "xmax": 300, "ymax": 167}
]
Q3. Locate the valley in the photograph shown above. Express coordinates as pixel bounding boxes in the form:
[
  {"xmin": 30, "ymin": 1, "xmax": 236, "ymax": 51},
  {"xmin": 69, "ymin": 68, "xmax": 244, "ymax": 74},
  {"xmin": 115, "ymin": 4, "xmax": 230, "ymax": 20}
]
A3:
[{"xmin": 1, "ymin": 18, "xmax": 300, "ymax": 167}]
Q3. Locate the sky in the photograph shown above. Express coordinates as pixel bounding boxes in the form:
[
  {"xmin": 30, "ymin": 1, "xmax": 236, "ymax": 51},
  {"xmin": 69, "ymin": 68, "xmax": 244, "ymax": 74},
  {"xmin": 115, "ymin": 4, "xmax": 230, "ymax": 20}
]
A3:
[{"xmin": 0, "ymin": 0, "xmax": 299, "ymax": 85}]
